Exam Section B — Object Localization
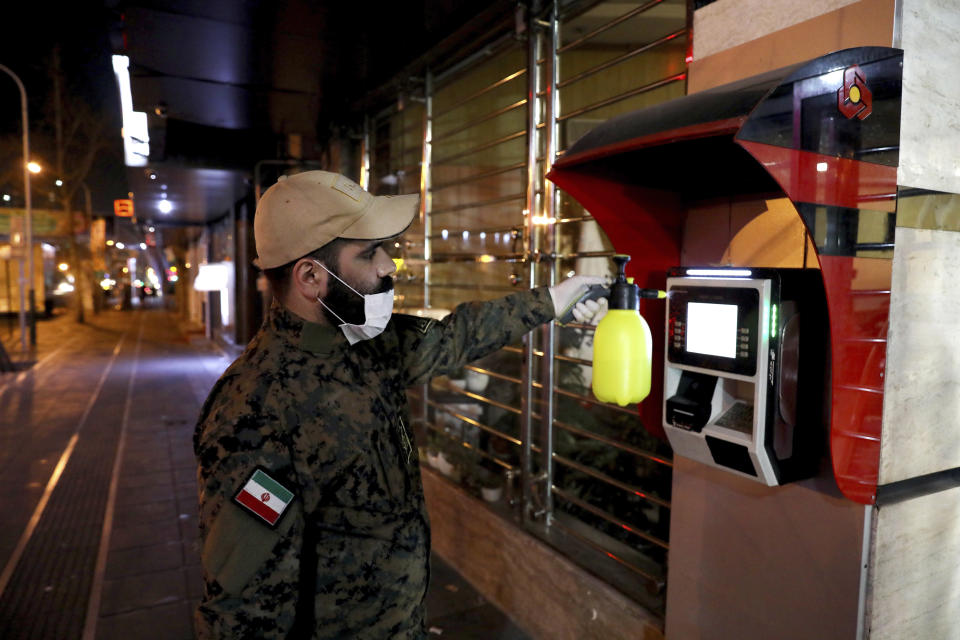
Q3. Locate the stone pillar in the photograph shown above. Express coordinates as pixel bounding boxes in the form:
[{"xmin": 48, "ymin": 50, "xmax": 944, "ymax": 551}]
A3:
[{"xmin": 868, "ymin": 1, "xmax": 960, "ymax": 637}]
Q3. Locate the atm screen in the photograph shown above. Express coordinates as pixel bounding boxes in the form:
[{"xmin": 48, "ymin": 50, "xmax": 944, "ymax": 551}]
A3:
[
  {"xmin": 668, "ymin": 282, "xmax": 759, "ymax": 375},
  {"xmin": 686, "ymin": 302, "xmax": 738, "ymax": 358}
]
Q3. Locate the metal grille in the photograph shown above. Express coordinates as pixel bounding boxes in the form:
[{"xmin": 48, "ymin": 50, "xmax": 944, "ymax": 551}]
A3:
[
  {"xmin": 545, "ymin": 0, "xmax": 688, "ymax": 602},
  {"xmin": 414, "ymin": 39, "xmax": 535, "ymax": 534},
  {"xmin": 367, "ymin": 0, "xmax": 689, "ymax": 613}
]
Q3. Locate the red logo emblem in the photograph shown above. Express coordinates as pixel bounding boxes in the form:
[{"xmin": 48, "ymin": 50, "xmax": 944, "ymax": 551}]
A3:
[
  {"xmin": 261, "ymin": 492, "xmax": 271, "ymax": 502},
  {"xmin": 837, "ymin": 65, "xmax": 872, "ymax": 120}
]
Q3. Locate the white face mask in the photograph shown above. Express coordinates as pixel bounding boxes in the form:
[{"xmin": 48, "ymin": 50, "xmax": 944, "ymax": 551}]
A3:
[{"xmin": 313, "ymin": 260, "xmax": 394, "ymax": 345}]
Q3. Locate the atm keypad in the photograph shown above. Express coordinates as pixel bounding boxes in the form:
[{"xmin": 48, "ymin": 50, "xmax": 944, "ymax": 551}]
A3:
[
  {"xmin": 737, "ymin": 329, "xmax": 751, "ymax": 358},
  {"xmin": 671, "ymin": 319, "xmax": 684, "ymax": 348}
]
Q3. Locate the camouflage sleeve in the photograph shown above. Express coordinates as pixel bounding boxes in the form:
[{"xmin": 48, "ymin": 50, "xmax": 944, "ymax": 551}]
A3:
[
  {"xmin": 195, "ymin": 409, "xmax": 304, "ymax": 639},
  {"xmin": 396, "ymin": 286, "xmax": 555, "ymax": 387}
]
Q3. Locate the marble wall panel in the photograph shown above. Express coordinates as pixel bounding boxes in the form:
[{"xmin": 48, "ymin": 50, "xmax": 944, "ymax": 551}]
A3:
[
  {"xmin": 688, "ymin": 0, "xmax": 895, "ymax": 94},
  {"xmin": 897, "ymin": 0, "xmax": 960, "ymax": 195},
  {"xmin": 693, "ymin": 0, "xmax": 861, "ymax": 60},
  {"xmin": 867, "ymin": 486, "xmax": 960, "ymax": 639},
  {"xmin": 881, "ymin": 225, "xmax": 960, "ymax": 481},
  {"xmin": 664, "ymin": 456, "xmax": 866, "ymax": 640}
]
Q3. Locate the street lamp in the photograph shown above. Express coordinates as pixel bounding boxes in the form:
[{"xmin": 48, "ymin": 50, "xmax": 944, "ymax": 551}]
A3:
[
  {"xmin": 0, "ymin": 63, "xmax": 36, "ymax": 349},
  {"xmin": 27, "ymin": 161, "xmax": 41, "ymax": 174}
]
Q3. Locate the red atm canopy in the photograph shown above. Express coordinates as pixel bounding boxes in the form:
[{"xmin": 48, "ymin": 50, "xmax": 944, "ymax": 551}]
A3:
[{"xmin": 548, "ymin": 47, "xmax": 903, "ymax": 505}]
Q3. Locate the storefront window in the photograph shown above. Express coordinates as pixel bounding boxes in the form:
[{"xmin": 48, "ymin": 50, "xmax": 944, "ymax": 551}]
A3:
[{"xmin": 365, "ymin": 0, "xmax": 689, "ymax": 612}]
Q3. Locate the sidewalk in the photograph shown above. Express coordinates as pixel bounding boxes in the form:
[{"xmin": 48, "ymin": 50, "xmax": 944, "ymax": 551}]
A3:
[
  {"xmin": 0, "ymin": 306, "xmax": 529, "ymax": 639},
  {"xmin": 0, "ymin": 311, "xmax": 71, "ymax": 369}
]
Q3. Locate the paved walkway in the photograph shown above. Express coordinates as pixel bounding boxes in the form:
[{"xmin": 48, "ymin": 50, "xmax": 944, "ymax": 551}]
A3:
[{"xmin": 0, "ymin": 307, "xmax": 528, "ymax": 639}]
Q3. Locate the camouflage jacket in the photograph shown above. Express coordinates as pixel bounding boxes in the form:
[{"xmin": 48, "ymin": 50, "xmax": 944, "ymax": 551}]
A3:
[{"xmin": 194, "ymin": 287, "xmax": 554, "ymax": 639}]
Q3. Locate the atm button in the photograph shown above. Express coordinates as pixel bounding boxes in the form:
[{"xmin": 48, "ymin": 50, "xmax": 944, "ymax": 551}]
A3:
[{"xmin": 739, "ymin": 350, "xmax": 749, "ymax": 357}]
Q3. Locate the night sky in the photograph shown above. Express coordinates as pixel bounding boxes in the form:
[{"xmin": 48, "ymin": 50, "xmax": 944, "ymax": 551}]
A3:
[{"xmin": 0, "ymin": 2, "xmax": 125, "ymax": 214}]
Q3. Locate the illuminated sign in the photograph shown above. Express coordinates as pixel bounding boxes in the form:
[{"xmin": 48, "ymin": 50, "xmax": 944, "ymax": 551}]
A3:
[
  {"xmin": 1, "ymin": 208, "xmax": 77, "ymax": 237},
  {"xmin": 114, "ymin": 199, "xmax": 134, "ymax": 217},
  {"xmin": 193, "ymin": 262, "xmax": 234, "ymax": 327},
  {"xmin": 193, "ymin": 262, "xmax": 230, "ymax": 292},
  {"xmin": 111, "ymin": 55, "xmax": 150, "ymax": 167}
]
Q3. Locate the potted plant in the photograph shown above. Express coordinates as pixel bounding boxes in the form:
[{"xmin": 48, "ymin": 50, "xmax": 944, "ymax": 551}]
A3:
[
  {"xmin": 464, "ymin": 367, "xmax": 490, "ymax": 393},
  {"xmin": 424, "ymin": 430, "xmax": 445, "ymax": 470},
  {"xmin": 447, "ymin": 366, "xmax": 467, "ymax": 392},
  {"xmin": 479, "ymin": 469, "xmax": 503, "ymax": 503},
  {"xmin": 466, "ymin": 458, "xmax": 504, "ymax": 503},
  {"xmin": 434, "ymin": 449, "xmax": 456, "ymax": 477},
  {"xmin": 429, "ymin": 430, "xmax": 460, "ymax": 480}
]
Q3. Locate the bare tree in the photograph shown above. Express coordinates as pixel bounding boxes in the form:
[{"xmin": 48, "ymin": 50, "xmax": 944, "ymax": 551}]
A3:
[
  {"xmin": 45, "ymin": 46, "xmax": 116, "ymax": 321},
  {"xmin": 0, "ymin": 48, "xmax": 118, "ymax": 324}
]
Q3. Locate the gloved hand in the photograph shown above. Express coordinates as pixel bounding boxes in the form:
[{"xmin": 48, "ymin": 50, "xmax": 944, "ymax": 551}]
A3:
[
  {"xmin": 571, "ymin": 296, "xmax": 608, "ymax": 326},
  {"xmin": 548, "ymin": 275, "xmax": 607, "ymax": 322}
]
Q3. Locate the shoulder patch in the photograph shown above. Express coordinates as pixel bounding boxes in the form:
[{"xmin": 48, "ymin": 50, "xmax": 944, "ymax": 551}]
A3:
[
  {"xmin": 394, "ymin": 314, "xmax": 436, "ymax": 335},
  {"xmin": 233, "ymin": 467, "xmax": 295, "ymax": 527}
]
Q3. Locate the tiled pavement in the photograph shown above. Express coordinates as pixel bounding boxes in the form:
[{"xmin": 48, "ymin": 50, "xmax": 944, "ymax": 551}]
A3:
[
  {"xmin": 425, "ymin": 560, "xmax": 530, "ymax": 640},
  {"xmin": 0, "ymin": 307, "xmax": 529, "ymax": 639}
]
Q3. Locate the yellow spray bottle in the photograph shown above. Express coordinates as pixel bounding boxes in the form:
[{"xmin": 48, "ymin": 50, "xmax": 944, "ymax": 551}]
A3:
[{"xmin": 592, "ymin": 255, "xmax": 662, "ymax": 407}]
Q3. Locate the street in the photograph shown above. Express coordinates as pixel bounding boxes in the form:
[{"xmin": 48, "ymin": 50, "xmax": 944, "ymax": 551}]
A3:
[
  {"xmin": 0, "ymin": 307, "xmax": 229, "ymax": 638},
  {"xmin": 0, "ymin": 308, "xmax": 528, "ymax": 639}
]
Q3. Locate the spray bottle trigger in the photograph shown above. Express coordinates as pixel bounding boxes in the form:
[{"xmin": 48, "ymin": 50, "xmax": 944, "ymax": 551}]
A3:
[{"xmin": 557, "ymin": 284, "xmax": 610, "ymax": 325}]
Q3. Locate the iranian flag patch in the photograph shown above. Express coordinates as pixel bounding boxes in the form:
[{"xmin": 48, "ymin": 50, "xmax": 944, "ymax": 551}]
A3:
[{"xmin": 234, "ymin": 468, "xmax": 295, "ymax": 526}]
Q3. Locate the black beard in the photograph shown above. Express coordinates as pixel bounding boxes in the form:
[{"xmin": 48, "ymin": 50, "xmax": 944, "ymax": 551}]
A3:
[{"xmin": 320, "ymin": 270, "xmax": 393, "ymax": 326}]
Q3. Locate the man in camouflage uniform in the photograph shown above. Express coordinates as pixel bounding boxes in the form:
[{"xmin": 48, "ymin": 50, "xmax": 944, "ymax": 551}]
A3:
[{"xmin": 194, "ymin": 170, "xmax": 603, "ymax": 638}]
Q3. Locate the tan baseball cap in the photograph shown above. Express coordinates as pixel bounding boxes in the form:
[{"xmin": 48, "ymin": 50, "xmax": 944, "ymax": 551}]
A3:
[{"xmin": 254, "ymin": 170, "xmax": 419, "ymax": 269}]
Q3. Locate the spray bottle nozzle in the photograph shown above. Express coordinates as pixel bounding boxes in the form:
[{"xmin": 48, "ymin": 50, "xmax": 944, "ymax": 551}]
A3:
[
  {"xmin": 612, "ymin": 254, "xmax": 631, "ymax": 284},
  {"xmin": 609, "ymin": 254, "xmax": 639, "ymax": 311},
  {"xmin": 639, "ymin": 288, "xmax": 669, "ymax": 299}
]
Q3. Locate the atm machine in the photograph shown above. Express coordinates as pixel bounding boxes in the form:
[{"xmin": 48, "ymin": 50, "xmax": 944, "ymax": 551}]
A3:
[
  {"xmin": 544, "ymin": 45, "xmax": 905, "ymax": 640},
  {"xmin": 548, "ymin": 45, "xmax": 903, "ymax": 502},
  {"xmin": 662, "ymin": 267, "xmax": 828, "ymax": 485}
]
